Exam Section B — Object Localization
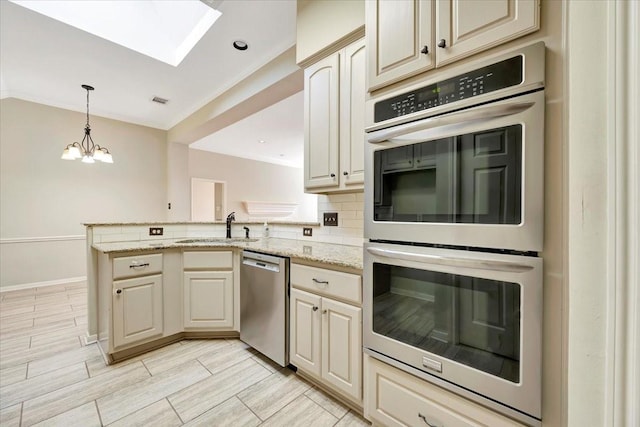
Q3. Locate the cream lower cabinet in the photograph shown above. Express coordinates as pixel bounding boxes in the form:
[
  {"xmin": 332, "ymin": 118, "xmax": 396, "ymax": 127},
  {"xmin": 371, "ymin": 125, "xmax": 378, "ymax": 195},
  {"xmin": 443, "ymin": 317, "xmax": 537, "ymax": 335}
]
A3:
[
  {"xmin": 112, "ymin": 274, "xmax": 163, "ymax": 349},
  {"xmin": 183, "ymin": 270, "xmax": 233, "ymax": 329},
  {"xmin": 183, "ymin": 250, "xmax": 235, "ymax": 330},
  {"xmin": 364, "ymin": 355, "xmax": 526, "ymax": 427},
  {"xmin": 289, "ymin": 264, "xmax": 362, "ymax": 402}
]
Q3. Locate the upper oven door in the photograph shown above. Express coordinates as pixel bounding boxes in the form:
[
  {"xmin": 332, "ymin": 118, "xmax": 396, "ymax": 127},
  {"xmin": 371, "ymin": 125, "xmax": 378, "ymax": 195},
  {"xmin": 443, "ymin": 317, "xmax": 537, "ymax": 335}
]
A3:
[{"xmin": 364, "ymin": 89, "xmax": 544, "ymax": 252}]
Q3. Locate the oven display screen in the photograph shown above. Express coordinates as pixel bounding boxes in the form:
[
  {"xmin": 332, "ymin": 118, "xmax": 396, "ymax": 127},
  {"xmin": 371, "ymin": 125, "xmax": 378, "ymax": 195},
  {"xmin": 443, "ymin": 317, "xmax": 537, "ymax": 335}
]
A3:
[{"xmin": 374, "ymin": 55, "xmax": 524, "ymax": 123}]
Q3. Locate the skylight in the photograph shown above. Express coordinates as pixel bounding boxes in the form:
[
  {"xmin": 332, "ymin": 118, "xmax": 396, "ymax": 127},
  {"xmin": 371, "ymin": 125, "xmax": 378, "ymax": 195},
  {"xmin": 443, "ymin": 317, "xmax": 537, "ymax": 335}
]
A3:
[{"xmin": 10, "ymin": 0, "xmax": 222, "ymax": 66}]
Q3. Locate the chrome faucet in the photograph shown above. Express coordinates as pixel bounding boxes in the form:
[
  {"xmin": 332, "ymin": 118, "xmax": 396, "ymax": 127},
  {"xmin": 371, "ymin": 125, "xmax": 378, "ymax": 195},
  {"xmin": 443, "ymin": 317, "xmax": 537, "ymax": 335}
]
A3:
[{"xmin": 226, "ymin": 212, "xmax": 235, "ymax": 238}]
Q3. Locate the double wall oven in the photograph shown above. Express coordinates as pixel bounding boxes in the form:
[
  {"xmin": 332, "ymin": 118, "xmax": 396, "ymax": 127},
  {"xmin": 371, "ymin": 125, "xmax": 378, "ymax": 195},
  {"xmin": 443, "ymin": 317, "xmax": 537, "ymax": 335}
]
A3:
[{"xmin": 364, "ymin": 42, "xmax": 545, "ymax": 425}]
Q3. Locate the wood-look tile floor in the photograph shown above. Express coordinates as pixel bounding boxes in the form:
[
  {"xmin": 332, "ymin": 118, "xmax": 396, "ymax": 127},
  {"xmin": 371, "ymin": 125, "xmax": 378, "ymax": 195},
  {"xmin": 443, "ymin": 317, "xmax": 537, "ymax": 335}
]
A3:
[{"xmin": 0, "ymin": 282, "xmax": 371, "ymax": 427}]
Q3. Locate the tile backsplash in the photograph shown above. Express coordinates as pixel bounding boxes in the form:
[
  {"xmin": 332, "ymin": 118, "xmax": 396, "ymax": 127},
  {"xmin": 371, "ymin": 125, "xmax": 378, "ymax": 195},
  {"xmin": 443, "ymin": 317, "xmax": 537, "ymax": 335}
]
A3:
[
  {"xmin": 270, "ymin": 192, "xmax": 364, "ymax": 246},
  {"xmin": 90, "ymin": 192, "xmax": 365, "ymax": 247}
]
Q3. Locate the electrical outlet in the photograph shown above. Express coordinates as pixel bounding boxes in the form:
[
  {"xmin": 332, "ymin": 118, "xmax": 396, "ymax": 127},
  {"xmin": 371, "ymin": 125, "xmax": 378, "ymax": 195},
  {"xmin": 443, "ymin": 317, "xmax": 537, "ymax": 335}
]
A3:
[
  {"xmin": 323, "ymin": 212, "xmax": 338, "ymax": 226},
  {"xmin": 303, "ymin": 227, "xmax": 313, "ymax": 236},
  {"xmin": 149, "ymin": 227, "xmax": 163, "ymax": 236},
  {"xmin": 303, "ymin": 245, "xmax": 312, "ymax": 255}
]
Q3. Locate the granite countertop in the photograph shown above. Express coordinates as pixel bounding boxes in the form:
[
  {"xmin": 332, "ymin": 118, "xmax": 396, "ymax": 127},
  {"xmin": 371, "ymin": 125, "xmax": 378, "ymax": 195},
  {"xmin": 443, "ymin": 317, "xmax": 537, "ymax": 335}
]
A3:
[
  {"xmin": 84, "ymin": 221, "xmax": 320, "ymax": 227},
  {"xmin": 92, "ymin": 237, "xmax": 363, "ymax": 271}
]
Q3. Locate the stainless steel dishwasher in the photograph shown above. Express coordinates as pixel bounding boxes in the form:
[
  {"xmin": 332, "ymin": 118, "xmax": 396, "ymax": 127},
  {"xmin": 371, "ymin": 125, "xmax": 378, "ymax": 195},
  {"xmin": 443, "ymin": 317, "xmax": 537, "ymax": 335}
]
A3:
[{"xmin": 240, "ymin": 250, "xmax": 289, "ymax": 367}]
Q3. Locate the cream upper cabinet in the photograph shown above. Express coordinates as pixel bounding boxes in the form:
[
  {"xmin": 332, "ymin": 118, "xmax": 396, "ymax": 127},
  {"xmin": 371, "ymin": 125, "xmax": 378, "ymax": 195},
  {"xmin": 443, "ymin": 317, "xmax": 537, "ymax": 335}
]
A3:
[
  {"xmin": 366, "ymin": 0, "xmax": 540, "ymax": 91},
  {"xmin": 435, "ymin": 0, "xmax": 540, "ymax": 67},
  {"xmin": 112, "ymin": 274, "xmax": 163, "ymax": 349},
  {"xmin": 304, "ymin": 38, "xmax": 365, "ymax": 193},
  {"xmin": 366, "ymin": 0, "xmax": 435, "ymax": 92}
]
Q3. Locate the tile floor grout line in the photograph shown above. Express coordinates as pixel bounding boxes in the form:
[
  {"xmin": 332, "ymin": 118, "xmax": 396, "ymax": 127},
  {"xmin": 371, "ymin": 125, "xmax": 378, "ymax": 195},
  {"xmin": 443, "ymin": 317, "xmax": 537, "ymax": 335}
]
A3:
[
  {"xmin": 93, "ymin": 400, "xmax": 105, "ymax": 427},
  {"xmin": 236, "ymin": 392, "xmax": 265, "ymax": 424},
  {"xmin": 165, "ymin": 396, "xmax": 186, "ymax": 425}
]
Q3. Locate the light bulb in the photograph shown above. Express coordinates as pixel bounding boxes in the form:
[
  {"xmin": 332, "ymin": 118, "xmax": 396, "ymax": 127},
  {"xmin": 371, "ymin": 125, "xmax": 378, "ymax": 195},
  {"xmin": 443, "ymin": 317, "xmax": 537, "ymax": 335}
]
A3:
[
  {"xmin": 81, "ymin": 155, "xmax": 95, "ymax": 164},
  {"xmin": 61, "ymin": 147, "xmax": 75, "ymax": 160},
  {"xmin": 69, "ymin": 145, "xmax": 82, "ymax": 159},
  {"xmin": 93, "ymin": 148, "xmax": 104, "ymax": 161},
  {"xmin": 101, "ymin": 152, "xmax": 113, "ymax": 163}
]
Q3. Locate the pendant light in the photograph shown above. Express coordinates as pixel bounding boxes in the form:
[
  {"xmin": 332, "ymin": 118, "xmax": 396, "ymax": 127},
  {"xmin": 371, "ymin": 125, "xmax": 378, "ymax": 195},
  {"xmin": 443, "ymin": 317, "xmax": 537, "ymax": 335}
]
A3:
[{"xmin": 61, "ymin": 84, "xmax": 113, "ymax": 164}]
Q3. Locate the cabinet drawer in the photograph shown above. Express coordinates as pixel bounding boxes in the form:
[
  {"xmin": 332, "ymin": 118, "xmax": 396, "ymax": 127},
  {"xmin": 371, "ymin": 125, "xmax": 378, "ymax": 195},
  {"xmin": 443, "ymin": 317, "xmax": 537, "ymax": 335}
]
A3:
[
  {"xmin": 183, "ymin": 251, "xmax": 233, "ymax": 269},
  {"xmin": 113, "ymin": 253, "xmax": 163, "ymax": 280},
  {"xmin": 291, "ymin": 264, "xmax": 361, "ymax": 305},
  {"xmin": 367, "ymin": 357, "xmax": 524, "ymax": 427}
]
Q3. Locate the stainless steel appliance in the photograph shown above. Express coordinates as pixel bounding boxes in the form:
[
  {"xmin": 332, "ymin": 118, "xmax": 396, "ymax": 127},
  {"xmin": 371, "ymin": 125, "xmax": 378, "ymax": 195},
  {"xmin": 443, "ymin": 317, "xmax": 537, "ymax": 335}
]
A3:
[
  {"xmin": 363, "ymin": 43, "xmax": 545, "ymax": 426},
  {"xmin": 364, "ymin": 242, "xmax": 542, "ymax": 424},
  {"xmin": 365, "ymin": 42, "xmax": 545, "ymax": 252},
  {"xmin": 240, "ymin": 250, "xmax": 289, "ymax": 366}
]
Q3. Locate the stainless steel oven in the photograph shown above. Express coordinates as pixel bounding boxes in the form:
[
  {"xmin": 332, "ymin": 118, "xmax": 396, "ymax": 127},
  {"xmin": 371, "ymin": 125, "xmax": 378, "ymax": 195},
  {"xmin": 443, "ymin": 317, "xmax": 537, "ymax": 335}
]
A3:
[
  {"xmin": 364, "ymin": 241, "xmax": 542, "ymax": 424},
  {"xmin": 365, "ymin": 42, "xmax": 545, "ymax": 252},
  {"xmin": 363, "ymin": 43, "xmax": 546, "ymax": 426}
]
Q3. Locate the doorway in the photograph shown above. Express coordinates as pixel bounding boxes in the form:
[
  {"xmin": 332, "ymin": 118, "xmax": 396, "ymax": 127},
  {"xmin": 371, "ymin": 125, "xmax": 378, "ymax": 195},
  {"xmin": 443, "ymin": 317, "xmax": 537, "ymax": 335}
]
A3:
[{"xmin": 191, "ymin": 178, "xmax": 226, "ymax": 221}]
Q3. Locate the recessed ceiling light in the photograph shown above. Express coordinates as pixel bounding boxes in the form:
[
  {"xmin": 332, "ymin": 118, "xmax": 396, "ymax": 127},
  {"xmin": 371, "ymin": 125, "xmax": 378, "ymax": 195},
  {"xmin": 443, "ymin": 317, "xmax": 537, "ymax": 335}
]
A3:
[
  {"xmin": 233, "ymin": 40, "xmax": 248, "ymax": 51},
  {"xmin": 258, "ymin": 140, "xmax": 265, "ymax": 143}
]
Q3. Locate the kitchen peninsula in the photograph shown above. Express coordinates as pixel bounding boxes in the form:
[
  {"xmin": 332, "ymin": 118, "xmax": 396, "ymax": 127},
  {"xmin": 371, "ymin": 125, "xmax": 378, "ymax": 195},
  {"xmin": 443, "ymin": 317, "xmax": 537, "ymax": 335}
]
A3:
[{"xmin": 85, "ymin": 222, "xmax": 362, "ymax": 358}]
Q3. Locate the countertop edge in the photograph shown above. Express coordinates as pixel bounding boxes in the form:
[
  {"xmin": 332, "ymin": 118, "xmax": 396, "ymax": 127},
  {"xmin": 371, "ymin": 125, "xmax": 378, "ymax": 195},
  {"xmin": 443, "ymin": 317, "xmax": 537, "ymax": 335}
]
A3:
[{"xmin": 92, "ymin": 238, "xmax": 363, "ymax": 271}]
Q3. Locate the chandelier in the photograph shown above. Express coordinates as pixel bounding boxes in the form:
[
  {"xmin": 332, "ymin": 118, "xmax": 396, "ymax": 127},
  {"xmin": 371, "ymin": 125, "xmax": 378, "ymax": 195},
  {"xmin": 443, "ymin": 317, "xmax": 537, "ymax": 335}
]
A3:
[{"xmin": 61, "ymin": 84, "xmax": 113, "ymax": 164}]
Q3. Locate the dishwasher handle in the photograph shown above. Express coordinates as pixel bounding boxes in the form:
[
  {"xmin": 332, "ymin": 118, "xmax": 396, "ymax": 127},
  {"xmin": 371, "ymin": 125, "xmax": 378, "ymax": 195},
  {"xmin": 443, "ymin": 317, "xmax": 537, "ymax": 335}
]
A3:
[{"xmin": 242, "ymin": 258, "xmax": 281, "ymax": 273}]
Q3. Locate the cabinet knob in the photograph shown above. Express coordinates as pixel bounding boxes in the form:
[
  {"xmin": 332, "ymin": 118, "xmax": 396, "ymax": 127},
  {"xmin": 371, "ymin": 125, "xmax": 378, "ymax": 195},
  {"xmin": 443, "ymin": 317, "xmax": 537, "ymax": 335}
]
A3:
[
  {"xmin": 437, "ymin": 39, "xmax": 446, "ymax": 48},
  {"xmin": 115, "ymin": 289, "xmax": 122, "ymax": 295},
  {"xmin": 312, "ymin": 306, "xmax": 319, "ymax": 311},
  {"xmin": 330, "ymin": 173, "xmax": 336, "ymax": 178},
  {"xmin": 343, "ymin": 171, "xmax": 348, "ymax": 176},
  {"xmin": 322, "ymin": 309, "xmax": 327, "ymax": 314},
  {"xmin": 420, "ymin": 45, "xmax": 429, "ymax": 55}
]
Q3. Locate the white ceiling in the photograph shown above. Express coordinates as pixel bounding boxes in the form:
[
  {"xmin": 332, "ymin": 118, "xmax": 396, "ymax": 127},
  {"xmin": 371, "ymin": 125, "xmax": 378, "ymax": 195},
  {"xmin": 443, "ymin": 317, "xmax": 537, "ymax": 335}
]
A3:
[{"xmin": 0, "ymin": 0, "xmax": 303, "ymax": 167}]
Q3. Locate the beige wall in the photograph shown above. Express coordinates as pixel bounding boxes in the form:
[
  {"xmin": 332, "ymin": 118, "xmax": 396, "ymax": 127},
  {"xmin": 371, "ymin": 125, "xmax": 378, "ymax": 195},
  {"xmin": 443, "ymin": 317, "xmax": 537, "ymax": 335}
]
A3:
[
  {"xmin": 296, "ymin": 0, "xmax": 364, "ymax": 64},
  {"xmin": 0, "ymin": 98, "xmax": 168, "ymax": 288},
  {"xmin": 188, "ymin": 148, "xmax": 317, "ymax": 222}
]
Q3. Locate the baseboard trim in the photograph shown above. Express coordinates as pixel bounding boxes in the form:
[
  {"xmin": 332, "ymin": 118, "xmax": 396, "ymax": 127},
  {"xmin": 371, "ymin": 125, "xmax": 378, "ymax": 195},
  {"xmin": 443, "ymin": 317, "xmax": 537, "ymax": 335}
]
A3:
[
  {"xmin": 0, "ymin": 276, "xmax": 86, "ymax": 293},
  {"xmin": 84, "ymin": 333, "xmax": 98, "ymax": 345},
  {"xmin": 0, "ymin": 235, "xmax": 85, "ymax": 244}
]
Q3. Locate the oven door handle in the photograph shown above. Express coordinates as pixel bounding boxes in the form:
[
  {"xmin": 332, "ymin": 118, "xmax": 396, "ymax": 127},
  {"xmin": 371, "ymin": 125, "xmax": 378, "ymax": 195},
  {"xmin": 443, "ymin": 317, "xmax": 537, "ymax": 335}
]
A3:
[
  {"xmin": 367, "ymin": 101, "xmax": 535, "ymax": 144},
  {"xmin": 366, "ymin": 247, "xmax": 534, "ymax": 273}
]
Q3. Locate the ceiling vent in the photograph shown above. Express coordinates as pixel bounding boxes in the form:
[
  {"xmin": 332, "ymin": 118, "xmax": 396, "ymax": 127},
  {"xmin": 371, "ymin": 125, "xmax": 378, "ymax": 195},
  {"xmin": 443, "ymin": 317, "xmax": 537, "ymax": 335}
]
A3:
[{"xmin": 152, "ymin": 96, "xmax": 169, "ymax": 104}]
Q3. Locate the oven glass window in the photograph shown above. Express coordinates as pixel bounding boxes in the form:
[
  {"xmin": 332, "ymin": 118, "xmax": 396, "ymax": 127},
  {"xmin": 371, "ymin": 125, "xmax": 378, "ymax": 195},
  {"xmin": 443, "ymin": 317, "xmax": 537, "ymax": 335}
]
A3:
[
  {"xmin": 372, "ymin": 262, "xmax": 521, "ymax": 382},
  {"xmin": 374, "ymin": 125, "xmax": 522, "ymax": 224}
]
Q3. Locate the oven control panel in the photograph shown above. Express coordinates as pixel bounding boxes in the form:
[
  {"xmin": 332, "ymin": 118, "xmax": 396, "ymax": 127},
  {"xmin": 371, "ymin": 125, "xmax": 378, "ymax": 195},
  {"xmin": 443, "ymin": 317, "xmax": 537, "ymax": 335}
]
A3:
[{"xmin": 374, "ymin": 55, "xmax": 524, "ymax": 123}]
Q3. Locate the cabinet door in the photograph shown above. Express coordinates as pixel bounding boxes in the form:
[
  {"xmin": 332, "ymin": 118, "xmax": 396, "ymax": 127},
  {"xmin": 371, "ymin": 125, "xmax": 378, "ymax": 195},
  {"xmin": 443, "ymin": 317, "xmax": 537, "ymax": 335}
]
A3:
[
  {"xmin": 112, "ymin": 274, "xmax": 163, "ymax": 349},
  {"xmin": 304, "ymin": 53, "xmax": 340, "ymax": 190},
  {"xmin": 366, "ymin": 0, "xmax": 435, "ymax": 91},
  {"xmin": 321, "ymin": 297, "xmax": 362, "ymax": 400},
  {"xmin": 339, "ymin": 38, "xmax": 366, "ymax": 187},
  {"xmin": 183, "ymin": 271, "xmax": 234, "ymax": 329},
  {"xmin": 290, "ymin": 288, "xmax": 322, "ymax": 376},
  {"xmin": 435, "ymin": 0, "xmax": 540, "ymax": 67}
]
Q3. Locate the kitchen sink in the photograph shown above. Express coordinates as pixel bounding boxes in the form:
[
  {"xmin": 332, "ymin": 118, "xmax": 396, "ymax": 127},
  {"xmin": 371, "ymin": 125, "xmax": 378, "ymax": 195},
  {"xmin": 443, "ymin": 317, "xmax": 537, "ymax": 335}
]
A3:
[{"xmin": 175, "ymin": 238, "xmax": 259, "ymax": 244}]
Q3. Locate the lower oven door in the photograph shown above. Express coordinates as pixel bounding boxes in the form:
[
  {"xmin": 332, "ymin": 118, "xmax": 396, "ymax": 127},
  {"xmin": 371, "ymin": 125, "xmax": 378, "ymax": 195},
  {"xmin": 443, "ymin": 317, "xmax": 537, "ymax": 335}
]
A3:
[{"xmin": 363, "ymin": 241, "xmax": 542, "ymax": 420}]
